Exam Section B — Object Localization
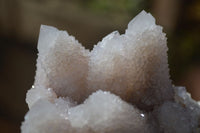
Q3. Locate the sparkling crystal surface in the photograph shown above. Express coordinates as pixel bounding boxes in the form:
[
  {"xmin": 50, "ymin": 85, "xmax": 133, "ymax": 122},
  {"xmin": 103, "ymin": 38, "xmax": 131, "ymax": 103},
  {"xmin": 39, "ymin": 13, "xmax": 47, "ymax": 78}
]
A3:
[{"xmin": 21, "ymin": 10, "xmax": 200, "ymax": 133}]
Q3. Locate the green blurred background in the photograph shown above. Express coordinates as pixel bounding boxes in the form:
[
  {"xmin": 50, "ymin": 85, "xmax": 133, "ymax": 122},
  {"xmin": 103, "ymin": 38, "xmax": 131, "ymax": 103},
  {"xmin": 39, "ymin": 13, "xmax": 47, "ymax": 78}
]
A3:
[{"xmin": 0, "ymin": 0, "xmax": 200, "ymax": 132}]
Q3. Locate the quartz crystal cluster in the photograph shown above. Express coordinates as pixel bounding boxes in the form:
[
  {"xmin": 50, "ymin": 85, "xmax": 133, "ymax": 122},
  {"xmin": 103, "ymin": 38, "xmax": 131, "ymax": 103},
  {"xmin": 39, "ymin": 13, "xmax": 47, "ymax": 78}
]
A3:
[{"xmin": 21, "ymin": 11, "xmax": 200, "ymax": 133}]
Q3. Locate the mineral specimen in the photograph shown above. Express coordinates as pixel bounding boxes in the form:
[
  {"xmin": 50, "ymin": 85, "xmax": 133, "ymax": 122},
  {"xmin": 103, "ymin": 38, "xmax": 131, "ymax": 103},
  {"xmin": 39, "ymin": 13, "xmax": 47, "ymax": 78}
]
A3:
[{"xmin": 21, "ymin": 11, "xmax": 200, "ymax": 133}]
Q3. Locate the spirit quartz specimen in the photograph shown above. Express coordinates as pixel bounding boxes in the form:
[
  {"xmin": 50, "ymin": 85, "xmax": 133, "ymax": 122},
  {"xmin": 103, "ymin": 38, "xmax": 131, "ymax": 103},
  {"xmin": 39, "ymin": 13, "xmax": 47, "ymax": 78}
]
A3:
[{"xmin": 21, "ymin": 11, "xmax": 200, "ymax": 133}]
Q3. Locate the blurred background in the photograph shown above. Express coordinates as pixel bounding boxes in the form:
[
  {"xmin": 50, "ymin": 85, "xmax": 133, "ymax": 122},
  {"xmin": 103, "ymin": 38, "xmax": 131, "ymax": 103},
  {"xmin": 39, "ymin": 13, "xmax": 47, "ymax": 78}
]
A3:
[{"xmin": 0, "ymin": 0, "xmax": 200, "ymax": 132}]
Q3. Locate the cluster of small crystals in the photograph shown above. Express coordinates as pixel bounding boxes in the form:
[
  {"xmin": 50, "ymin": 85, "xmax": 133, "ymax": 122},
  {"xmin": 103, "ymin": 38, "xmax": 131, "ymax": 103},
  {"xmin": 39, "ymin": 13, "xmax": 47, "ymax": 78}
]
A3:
[
  {"xmin": 88, "ymin": 12, "xmax": 173, "ymax": 110},
  {"xmin": 21, "ymin": 11, "xmax": 200, "ymax": 133}
]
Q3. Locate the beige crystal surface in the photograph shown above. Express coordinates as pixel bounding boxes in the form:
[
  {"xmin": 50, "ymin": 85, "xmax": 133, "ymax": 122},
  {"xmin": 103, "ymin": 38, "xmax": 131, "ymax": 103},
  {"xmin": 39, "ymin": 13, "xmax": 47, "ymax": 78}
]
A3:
[
  {"xmin": 21, "ymin": 11, "xmax": 200, "ymax": 133},
  {"xmin": 87, "ymin": 11, "xmax": 173, "ymax": 110},
  {"xmin": 34, "ymin": 25, "xmax": 89, "ymax": 103}
]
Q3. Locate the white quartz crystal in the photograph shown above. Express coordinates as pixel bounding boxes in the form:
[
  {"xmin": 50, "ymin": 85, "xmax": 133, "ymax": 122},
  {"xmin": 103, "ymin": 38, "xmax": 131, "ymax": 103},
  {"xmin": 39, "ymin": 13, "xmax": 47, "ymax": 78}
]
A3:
[
  {"xmin": 88, "ymin": 11, "xmax": 173, "ymax": 110},
  {"xmin": 21, "ymin": 10, "xmax": 200, "ymax": 133},
  {"xmin": 34, "ymin": 25, "xmax": 89, "ymax": 103},
  {"xmin": 26, "ymin": 86, "xmax": 57, "ymax": 108},
  {"xmin": 68, "ymin": 90, "xmax": 149, "ymax": 133}
]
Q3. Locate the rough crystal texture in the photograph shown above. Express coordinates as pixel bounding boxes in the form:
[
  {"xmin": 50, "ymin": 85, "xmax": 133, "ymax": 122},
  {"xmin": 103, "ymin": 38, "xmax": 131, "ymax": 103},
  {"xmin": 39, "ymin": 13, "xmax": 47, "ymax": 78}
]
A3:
[
  {"xmin": 22, "ymin": 91, "xmax": 152, "ymax": 133},
  {"xmin": 156, "ymin": 101, "xmax": 198, "ymax": 133},
  {"xmin": 68, "ymin": 90, "xmax": 149, "ymax": 133},
  {"xmin": 26, "ymin": 86, "xmax": 57, "ymax": 108},
  {"xmin": 21, "ymin": 10, "xmax": 200, "ymax": 133},
  {"xmin": 88, "ymin": 11, "xmax": 173, "ymax": 110},
  {"xmin": 34, "ymin": 25, "xmax": 89, "ymax": 103}
]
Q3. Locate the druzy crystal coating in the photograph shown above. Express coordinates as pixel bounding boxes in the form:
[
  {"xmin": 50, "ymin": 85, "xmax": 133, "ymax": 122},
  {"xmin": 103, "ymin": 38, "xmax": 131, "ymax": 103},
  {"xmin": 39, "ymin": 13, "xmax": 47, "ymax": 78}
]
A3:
[{"xmin": 21, "ymin": 11, "xmax": 200, "ymax": 133}]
